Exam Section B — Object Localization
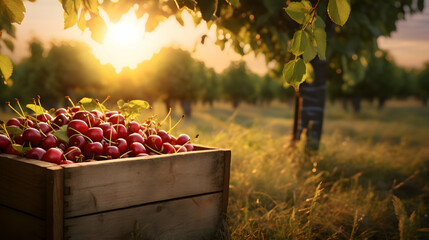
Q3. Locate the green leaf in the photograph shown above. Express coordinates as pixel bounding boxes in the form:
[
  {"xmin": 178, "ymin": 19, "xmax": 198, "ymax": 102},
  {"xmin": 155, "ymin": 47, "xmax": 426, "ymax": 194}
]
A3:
[
  {"xmin": 175, "ymin": 0, "xmax": 197, "ymax": 10},
  {"xmin": 64, "ymin": 7, "xmax": 78, "ymax": 29},
  {"xmin": 87, "ymin": 15, "xmax": 107, "ymax": 43},
  {"xmin": 6, "ymin": 126, "xmax": 23, "ymax": 137},
  {"xmin": 284, "ymin": 1, "xmax": 311, "ymax": 24},
  {"xmin": 26, "ymin": 104, "xmax": 47, "ymax": 115},
  {"xmin": 77, "ymin": 97, "xmax": 104, "ymax": 111},
  {"xmin": 128, "ymin": 100, "xmax": 150, "ymax": 110},
  {"xmin": 53, "ymin": 125, "xmax": 69, "ymax": 144},
  {"xmin": 282, "ymin": 58, "xmax": 307, "ymax": 89},
  {"xmin": 0, "ymin": 0, "xmax": 26, "ymax": 24},
  {"xmin": 303, "ymin": 38, "xmax": 317, "ymax": 63},
  {"xmin": 327, "ymin": 0, "xmax": 350, "ymax": 26},
  {"xmin": 0, "ymin": 54, "xmax": 13, "ymax": 80},
  {"xmin": 117, "ymin": 99, "xmax": 125, "ymax": 108},
  {"xmin": 11, "ymin": 144, "xmax": 23, "ymax": 154},
  {"xmin": 75, "ymin": 0, "xmax": 82, "ymax": 12},
  {"xmin": 312, "ymin": 16, "xmax": 327, "ymax": 60},
  {"xmin": 198, "ymin": 0, "xmax": 218, "ymax": 21},
  {"xmin": 290, "ymin": 30, "xmax": 310, "ymax": 56},
  {"xmin": 3, "ymin": 39, "xmax": 14, "ymax": 51},
  {"xmin": 226, "ymin": 0, "xmax": 239, "ymax": 7}
]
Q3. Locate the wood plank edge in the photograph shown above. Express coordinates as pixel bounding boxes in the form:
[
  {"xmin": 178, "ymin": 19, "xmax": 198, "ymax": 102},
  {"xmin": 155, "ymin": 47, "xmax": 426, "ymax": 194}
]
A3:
[{"xmin": 46, "ymin": 166, "xmax": 64, "ymax": 240}]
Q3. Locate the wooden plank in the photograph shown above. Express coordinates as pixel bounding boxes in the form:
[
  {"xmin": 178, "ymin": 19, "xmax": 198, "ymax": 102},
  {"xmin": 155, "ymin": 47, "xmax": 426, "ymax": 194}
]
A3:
[
  {"xmin": 0, "ymin": 154, "xmax": 57, "ymax": 218},
  {"xmin": 221, "ymin": 150, "xmax": 231, "ymax": 216},
  {"xmin": 0, "ymin": 204, "xmax": 46, "ymax": 240},
  {"xmin": 63, "ymin": 149, "xmax": 226, "ymax": 217},
  {"xmin": 46, "ymin": 166, "xmax": 64, "ymax": 240},
  {"xmin": 64, "ymin": 192, "xmax": 223, "ymax": 240}
]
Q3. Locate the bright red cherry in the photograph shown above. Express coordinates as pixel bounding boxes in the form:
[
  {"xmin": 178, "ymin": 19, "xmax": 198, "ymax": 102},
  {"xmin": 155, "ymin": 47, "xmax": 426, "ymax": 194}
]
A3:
[
  {"xmin": 129, "ymin": 142, "xmax": 146, "ymax": 156},
  {"xmin": 105, "ymin": 111, "xmax": 118, "ymax": 118},
  {"xmin": 64, "ymin": 146, "xmax": 83, "ymax": 162},
  {"xmin": 40, "ymin": 134, "xmax": 59, "ymax": 150},
  {"xmin": 176, "ymin": 134, "xmax": 191, "ymax": 145},
  {"xmin": 114, "ymin": 138, "xmax": 128, "ymax": 154},
  {"xmin": 126, "ymin": 133, "xmax": 145, "ymax": 146},
  {"xmin": 146, "ymin": 135, "xmax": 163, "ymax": 152},
  {"xmin": 175, "ymin": 145, "xmax": 187, "ymax": 153},
  {"xmin": 157, "ymin": 130, "xmax": 171, "ymax": 143},
  {"xmin": 162, "ymin": 142, "xmax": 175, "ymax": 154},
  {"xmin": 184, "ymin": 143, "xmax": 194, "ymax": 152},
  {"xmin": 0, "ymin": 134, "xmax": 11, "ymax": 150},
  {"xmin": 127, "ymin": 121, "xmax": 140, "ymax": 134},
  {"xmin": 37, "ymin": 122, "xmax": 52, "ymax": 135},
  {"xmin": 87, "ymin": 127, "xmax": 104, "ymax": 142},
  {"xmin": 25, "ymin": 147, "xmax": 46, "ymax": 160},
  {"xmin": 53, "ymin": 113, "xmax": 70, "ymax": 127},
  {"xmin": 69, "ymin": 135, "xmax": 87, "ymax": 148},
  {"xmin": 108, "ymin": 113, "xmax": 125, "ymax": 125},
  {"xmin": 43, "ymin": 148, "xmax": 64, "ymax": 164},
  {"xmin": 6, "ymin": 118, "xmax": 21, "ymax": 128},
  {"xmin": 55, "ymin": 108, "xmax": 68, "ymax": 116},
  {"xmin": 5, "ymin": 144, "xmax": 22, "ymax": 155},
  {"xmin": 84, "ymin": 142, "xmax": 103, "ymax": 159},
  {"xmin": 36, "ymin": 113, "xmax": 54, "ymax": 123},
  {"xmin": 67, "ymin": 119, "xmax": 89, "ymax": 137},
  {"xmin": 113, "ymin": 124, "xmax": 128, "ymax": 139},
  {"xmin": 104, "ymin": 145, "xmax": 121, "ymax": 159},
  {"xmin": 22, "ymin": 128, "xmax": 43, "ymax": 146},
  {"xmin": 73, "ymin": 111, "xmax": 96, "ymax": 127}
]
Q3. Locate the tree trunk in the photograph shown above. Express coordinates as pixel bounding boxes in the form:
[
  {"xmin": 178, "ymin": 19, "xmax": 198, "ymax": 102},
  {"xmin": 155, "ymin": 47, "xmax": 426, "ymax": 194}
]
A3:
[
  {"xmin": 292, "ymin": 90, "xmax": 302, "ymax": 142},
  {"xmin": 297, "ymin": 58, "xmax": 327, "ymax": 151},
  {"xmin": 180, "ymin": 100, "xmax": 192, "ymax": 118},
  {"xmin": 378, "ymin": 97, "xmax": 386, "ymax": 109},
  {"xmin": 164, "ymin": 98, "xmax": 172, "ymax": 114},
  {"xmin": 342, "ymin": 97, "xmax": 348, "ymax": 111},
  {"xmin": 351, "ymin": 96, "xmax": 361, "ymax": 113}
]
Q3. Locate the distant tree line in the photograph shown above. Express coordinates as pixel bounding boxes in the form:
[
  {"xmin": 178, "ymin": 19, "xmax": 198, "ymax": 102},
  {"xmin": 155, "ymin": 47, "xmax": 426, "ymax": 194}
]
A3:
[{"xmin": 1, "ymin": 41, "xmax": 429, "ymax": 115}]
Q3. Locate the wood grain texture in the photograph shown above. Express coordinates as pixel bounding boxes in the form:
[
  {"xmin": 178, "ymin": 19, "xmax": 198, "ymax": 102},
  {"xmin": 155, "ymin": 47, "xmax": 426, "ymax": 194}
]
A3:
[
  {"xmin": 63, "ymin": 149, "xmax": 227, "ymax": 218},
  {"xmin": 0, "ymin": 204, "xmax": 46, "ymax": 240},
  {"xmin": 0, "ymin": 154, "xmax": 57, "ymax": 218},
  {"xmin": 221, "ymin": 150, "xmax": 231, "ymax": 216},
  {"xmin": 46, "ymin": 166, "xmax": 64, "ymax": 240},
  {"xmin": 64, "ymin": 192, "xmax": 223, "ymax": 240}
]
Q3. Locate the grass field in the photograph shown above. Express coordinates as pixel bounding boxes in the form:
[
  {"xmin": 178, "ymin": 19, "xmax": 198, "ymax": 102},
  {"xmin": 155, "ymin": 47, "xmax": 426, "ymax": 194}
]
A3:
[
  {"xmin": 170, "ymin": 100, "xmax": 429, "ymax": 240},
  {"xmin": 1, "ymin": 99, "xmax": 428, "ymax": 239}
]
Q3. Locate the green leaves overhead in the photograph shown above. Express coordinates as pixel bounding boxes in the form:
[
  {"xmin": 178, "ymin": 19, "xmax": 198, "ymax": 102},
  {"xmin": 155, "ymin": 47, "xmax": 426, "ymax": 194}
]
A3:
[
  {"xmin": 290, "ymin": 30, "xmax": 310, "ymax": 56},
  {"xmin": 283, "ymin": 58, "xmax": 306, "ymax": 89},
  {"xmin": 87, "ymin": 15, "xmax": 107, "ymax": 44},
  {"xmin": 328, "ymin": 0, "xmax": 351, "ymax": 26},
  {"xmin": 118, "ymin": 99, "xmax": 150, "ymax": 119},
  {"xmin": 0, "ymin": 0, "xmax": 26, "ymax": 24},
  {"xmin": 0, "ymin": 54, "xmax": 13, "ymax": 81},
  {"xmin": 284, "ymin": 0, "xmax": 311, "ymax": 24},
  {"xmin": 198, "ymin": 0, "xmax": 218, "ymax": 21},
  {"xmin": 313, "ymin": 16, "xmax": 327, "ymax": 60}
]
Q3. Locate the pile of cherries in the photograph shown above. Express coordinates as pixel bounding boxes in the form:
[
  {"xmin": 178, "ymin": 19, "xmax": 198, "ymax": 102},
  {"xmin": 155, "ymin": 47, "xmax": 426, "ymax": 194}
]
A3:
[{"xmin": 0, "ymin": 100, "xmax": 194, "ymax": 165}]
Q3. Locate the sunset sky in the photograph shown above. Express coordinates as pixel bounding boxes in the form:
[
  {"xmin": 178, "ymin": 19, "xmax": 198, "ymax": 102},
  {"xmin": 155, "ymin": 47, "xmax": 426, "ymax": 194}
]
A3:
[{"xmin": 3, "ymin": 0, "xmax": 429, "ymax": 74}]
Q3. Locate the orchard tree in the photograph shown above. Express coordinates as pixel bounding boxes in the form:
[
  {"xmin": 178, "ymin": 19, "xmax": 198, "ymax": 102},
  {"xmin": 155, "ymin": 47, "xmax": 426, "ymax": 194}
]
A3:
[
  {"xmin": 0, "ymin": 0, "xmax": 425, "ymax": 150},
  {"xmin": 416, "ymin": 63, "xmax": 429, "ymax": 106}
]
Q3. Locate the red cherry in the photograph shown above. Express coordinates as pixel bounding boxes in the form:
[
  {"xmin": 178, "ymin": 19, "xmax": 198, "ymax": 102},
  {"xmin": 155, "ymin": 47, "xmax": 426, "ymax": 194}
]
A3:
[
  {"xmin": 43, "ymin": 148, "xmax": 64, "ymax": 164},
  {"xmin": 22, "ymin": 128, "xmax": 43, "ymax": 146},
  {"xmin": 129, "ymin": 142, "xmax": 146, "ymax": 156},
  {"xmin": 146, "ymin": 135, "xmax": 163, "ymax": 152},
  {"xmin": 113, "ymin": 124, "xmax": 128, "ymax": 139},
  {"xmin": 169, "ymin": 135, "xmax": 177, "ymax": 145},
  {"xmin": 162, "ymin": 142, "xmax": 175, "ymax": 154},
  {"xmin": 99, "ymin": 123, "xmax": 117, "ymax": 141},
  {"xmin": 64, "ymin": 146, "xmax": 83, "ymax": 162},
  {"xmin": 37, "ymin": 122, "xmax": 52, "ymax": 135},
  {"xmin": 126, "ymin": 133, "xmax": 145, "ymax": 146},
  {"xmin": 157, "ymin": 130, "xmax": 171, "ymax": 143},
  {"xmin": 15, "ymin": 135, "xmax": 24, "ymax": 145},
  {"xmin": 104, "ymin": 145, "xmax": 121, "ymax": 159},
  {"xmin": 175, "ymin": 145, "xmax": 187, "ymax": 153},
  {"xmin": 90, "ymin": 110, "xmax": 105, "ymax": 124},
  {"xmin": 87, "ymin": 127, "xmax": 104, "ymax": 142},
  {"xmin": 105, "ymin": 111, "xmax": 118, "ymax": 118},
  {"xmin": 36, "ymin": 113, "xmax": 54, "ymax": 123},
  {"xmin": 127, "ymin": 121, "xmax": 140, "ymax": 134},
  {"xmin": 25, "ymin": 147, "xmax": 46, "ymax": 160},
  {"xmin": 53, "ymin": 113, "xmax": 70, "ymax": 128},
  {"xmin": 114, "ymin": 138, "xmax": 128, "ymax": 154},
  {"xmin": 69, "ymin": 135, "xmax": 87, "ymax": 148},
  {"xmin": 0, "ymin": 134, "xmax": 11, "ymax": 150},
  {"xmin": 84, "ymin": 142, "xmax": 103, "ymax": 159},
  {"xmin": 135, "ymin": 153, "xmax": 149, "ymax": 157},
  {"xmin": 5, "ymin": 144, "xmax": 22, "ymax": 155},
  {"xmin": 23, "ymin": 118, "xmax": 35, "ymax": 128},
  {"xmin": 176, "ymin": 134, "xmax": 191, "ymax": 145},
  {"xmin": 55, "ymin": 108, "xmax": 67, "ymax": 116},
  {"xmin": 108, "ymin": 113, "xmax": 125, "ymax": 125},
  {"xmin": 184, "ymin": 143, "xmax": 194, "ymax": 152},
  {"xmin": 73, "ymin": 111, "xmax": 96, "ymax": 127},
  {"xmin": 6, "ymin": 118, "xmax": 21, "ymax": 128},
  {"xmin": 67, "ymin": 119, "xmax": 89, "ymax": 137},
  {"xmin": 40, "ymin": 134, "xmax": 59, "ymax": 150}
]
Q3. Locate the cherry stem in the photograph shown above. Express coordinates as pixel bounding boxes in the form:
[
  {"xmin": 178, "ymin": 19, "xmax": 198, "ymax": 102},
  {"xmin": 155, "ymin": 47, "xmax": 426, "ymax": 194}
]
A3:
[
  {"xmin": 144, "ymin": 144, "xmax": 162, "ymax": 155},
  {"xmin": 70, "ymin": 130, "xmax": 93, "ymax": 143},
  {"xmin": 167, "ymin": 115, "xmax": 185, "ymax": 134},
  {"xmin": 36, "ymin": 95, "xmax": 44, "ymax": 112},
  {"xmin": 95, "ymin": 99, "xmax": 107, "ymax": 118},
  {"xmin": 0, "ymin": 122, "xmax": 12, "ymax": 141},
  {"xmin": 14, "ymin": 98, "xmax": 26, "ymax": 118},
  {"xmin": 65, "ymin": 96, "xmax": 75, "ymax": 107},
  {"xmin": 120, "ymin": 150, "xmax": 133, "ymax": 158},
  {"xmin": 160, "ymin": 108, "xmax": 172, "ymax": 126},
  {"xmin": 6, "ymin": 102, "xmax": 25, "ymax": 118},
  {"xmin": 86, "ymin": 114, "xmax": 92, "ymax": 128},
  {"xmin": 101, "ymin": 96, "xmax": 110, "ymax": 105}
]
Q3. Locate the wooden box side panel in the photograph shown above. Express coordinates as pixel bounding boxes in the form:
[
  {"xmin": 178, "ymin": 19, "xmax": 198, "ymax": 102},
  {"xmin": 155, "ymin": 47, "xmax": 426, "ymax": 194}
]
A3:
[
  {"xmin": 63, "ymin": 149, "xmax": 227, "ymax": 218},
  {"xmin": 0, "ymin": 154, "xmax": 57, "ymax": 218},
  {"xmin": 64, "ymin": 192, "xmax": 223, "ymax": 240},
  {"xmin": 0, "ymin": 204, "xmax": 46, "ymax": 240}
]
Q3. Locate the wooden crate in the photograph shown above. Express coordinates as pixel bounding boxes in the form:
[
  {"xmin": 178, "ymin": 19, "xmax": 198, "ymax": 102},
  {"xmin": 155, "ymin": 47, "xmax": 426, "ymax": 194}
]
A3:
[{"xmin": 0, "ymin": 145, "xmax": 231, "ymax": 240}]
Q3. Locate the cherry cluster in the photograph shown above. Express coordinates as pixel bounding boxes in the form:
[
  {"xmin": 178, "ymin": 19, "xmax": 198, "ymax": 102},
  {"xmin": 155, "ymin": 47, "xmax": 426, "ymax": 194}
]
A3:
[{"xmin": 0, "ymin": 98, "xmax": 194, "ymax": 165}]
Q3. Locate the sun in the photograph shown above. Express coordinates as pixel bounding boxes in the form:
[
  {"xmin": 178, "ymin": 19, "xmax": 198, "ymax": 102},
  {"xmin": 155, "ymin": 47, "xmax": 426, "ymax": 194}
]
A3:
[{"xmin": 90, "ymin": 10, "xmax": 158, "ymax": 73}]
